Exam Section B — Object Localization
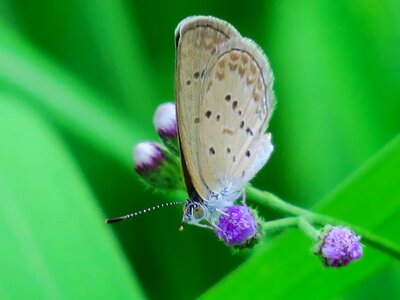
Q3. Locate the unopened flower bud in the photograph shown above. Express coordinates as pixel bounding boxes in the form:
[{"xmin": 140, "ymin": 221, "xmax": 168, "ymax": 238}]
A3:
[
  {"xmin": 215, "ymin": 205, "xmax": 261, "ymax": 249},
  {"xmin": 316, "ymin": 226, "xmax": 363, "ymax": 267},
  {"xmin": 133, "ymin": 142, "xmax": 182, "ymax": 190},
  {"xmin": 153, "ymin": 103, "xmax": 179, "ymax": 154}
]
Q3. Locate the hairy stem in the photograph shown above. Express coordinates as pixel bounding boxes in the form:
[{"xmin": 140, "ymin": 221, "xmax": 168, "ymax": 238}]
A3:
[
  {"xmin": 297, "ymin": 217, "xmax": 319, "ymax": 240},
  {"xmin": 246, "ymin": 186, "xmax": 400, "ymax": 260},
  {"xmin": 262, "ymin": 217, "xmax": 299, "ymax": 232}
]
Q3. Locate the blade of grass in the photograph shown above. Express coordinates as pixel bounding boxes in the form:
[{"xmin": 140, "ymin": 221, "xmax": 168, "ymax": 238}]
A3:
[
  {"xmin": 76, "ymin": 0, "xmax": 159, "ymax": 115},
  {"xmin": 266, "ymin": 0, "xmax": 400, "ymax": 205},
  {"xmin": 0, "ymin": 97, "xmax": 146, "ymax": 299},
  {"xmin": 0, "ymin": 19, "xmax": 151, "ymax": 169},
  {"xmin": 1, "ymin": 0, "xmax": 158, "ymax": 118}
]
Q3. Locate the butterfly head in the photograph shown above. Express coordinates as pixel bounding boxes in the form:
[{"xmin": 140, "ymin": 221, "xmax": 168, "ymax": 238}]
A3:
[{"xmin": 183, "ymin": 200, "xmax": 207, "ymax": 222}]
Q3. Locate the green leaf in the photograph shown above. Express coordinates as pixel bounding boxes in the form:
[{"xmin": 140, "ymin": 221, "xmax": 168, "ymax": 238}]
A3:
[
  {"xmin": 70, "ymin": 0, "xmax": 160, "ymax": 115},
  {"xmin": 0, "ymin": 97, "xmax": 145, "ymax": 299},
  {"xmin": 0, "ymin": 19, "xmax": 151, "ymax": 169},
  {"xmin": 266, "ymin": 0, "xmax": 400, "ymax": 204},
  {"xmin": 1, "ymin": 0, "xmax": 158, "ymax": 117},
  {"xmin": 200, "ymin": 135, "xmax": 400, "ymax": 300}
]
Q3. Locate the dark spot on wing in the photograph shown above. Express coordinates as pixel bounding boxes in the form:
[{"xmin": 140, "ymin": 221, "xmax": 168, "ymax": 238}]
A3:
[{"xmin": 232, "ymin": 101, "xmax": 238, "ymax": 110}]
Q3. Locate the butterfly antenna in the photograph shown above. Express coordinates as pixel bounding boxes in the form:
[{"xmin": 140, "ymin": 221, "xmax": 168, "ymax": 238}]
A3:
[{"xmin": 105, "ymin": 201, "xmax": 184, "ymax": 224}]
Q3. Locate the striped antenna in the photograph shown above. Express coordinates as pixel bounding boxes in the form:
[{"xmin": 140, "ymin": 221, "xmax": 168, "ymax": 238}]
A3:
[{"xmin": 105, "ymin": 201, "xmax": 185, "ymax": 224}]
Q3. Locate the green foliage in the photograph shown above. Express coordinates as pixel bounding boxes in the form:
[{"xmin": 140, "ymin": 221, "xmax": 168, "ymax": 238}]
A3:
[
  {"xmin": 202, "ymin": 136, "xmax": 400, "ymax": 299},
  {"xmin": 0, "ymin": 99, "xmax": 144, "ymax": 299},
  {"xmin": 0, "ymin": 1, "xmax": 399, "ymax": 299}
]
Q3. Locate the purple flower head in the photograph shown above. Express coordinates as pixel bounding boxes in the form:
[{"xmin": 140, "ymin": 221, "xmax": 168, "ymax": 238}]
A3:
[
  {"xmin": 133, "ymin": 142, "xmax": 165, "ymax": 174},
  {"xmin": 215, "ymin": 205, "xmax": 259, "ymax": 248},
  {"xmin": 318, "ymin": 226, "xmax": 363, "ymax": 267},
  {"xmin": 153, "ymin": 103, "xmax": 177, "ymax": 139}
]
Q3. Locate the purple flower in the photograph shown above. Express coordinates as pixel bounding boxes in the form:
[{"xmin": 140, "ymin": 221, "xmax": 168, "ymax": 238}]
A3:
[
  {"xmin": 153, "ymin": 102, "xmax": 179, "ymax": 155},
  {"xmin": 318, "ymin": 226, "xmax": 363, "ymax": 267},
  {"xmin": 133, "ymin": 142, "xmax": 165, "ymax": 174},
  {"xmin": 133, "ymin": 142, "xmax": 183, "ymax": 190},
  {"xmin": 153, "ymin": 103, "xmax": 177, "ymax": 139},
  {"xmin": 215, "ymin": 205, "xmax": 258, "ymax": 248}
]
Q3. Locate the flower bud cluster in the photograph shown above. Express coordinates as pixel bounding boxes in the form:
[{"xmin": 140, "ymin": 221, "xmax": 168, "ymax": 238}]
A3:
[{"xmin": 133, "ymin": 102, "xmax": 181, "ymax": 190}]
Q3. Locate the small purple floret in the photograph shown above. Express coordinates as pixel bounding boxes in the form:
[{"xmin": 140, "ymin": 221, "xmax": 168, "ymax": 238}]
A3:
[
  {"xmin": 133, "ymin": 142, "xmax": 164, "ymax": 174},
  {"xmin": 319, "ymin": 227, "xmax": 363, "ymax": 267},
  {"xmin": 215, "ymin": 205, "xmax": 257, "ymax": 246},
  {"xmin": 153, "ymin": 103, "xmax": 177, "ymax": 138}
]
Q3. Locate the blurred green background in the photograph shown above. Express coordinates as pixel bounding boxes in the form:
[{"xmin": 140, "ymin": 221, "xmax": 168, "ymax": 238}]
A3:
[{"xmin": 0, "ymin": 0, "xmax": 399, "ymax": 299}]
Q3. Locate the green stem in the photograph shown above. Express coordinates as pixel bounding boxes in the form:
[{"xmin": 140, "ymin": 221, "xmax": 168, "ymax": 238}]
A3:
[
  {"xmin": 246, "ymin": 185, "xmax": 400, "ymax": 260},
  {"xmin": 246, "ymin": 186, "xmax": 313, "ymax": 217},
  {"xmin": 262, "ymin": 217, "xmax": 299, "ymax": 232},
  {"xmin": 297, "ymin": 218, "xmax": 319, "ymax": 240}
]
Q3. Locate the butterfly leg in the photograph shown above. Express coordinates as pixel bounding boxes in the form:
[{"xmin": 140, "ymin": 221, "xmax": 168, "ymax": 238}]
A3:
[
  {"xmin": 194, "ymin": 222, "xmax": 214, "ymax": 230},
  {"xmin": 209, "ymin": 220, "xmax": 226, "ymax": 238},
  {"xmin": 216, "ymin": 208, "xmax": 229, "ymax": 216},
  {"xmin": 240, "ymin": 189, "xmax": 247, "ymax": 205}
]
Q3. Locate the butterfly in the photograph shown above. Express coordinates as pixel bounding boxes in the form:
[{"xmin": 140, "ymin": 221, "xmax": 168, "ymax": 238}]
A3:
[
  {"xmin": 175, "ymin": 16, "xmax": 275, "ymax": 230},
  {"xmin": 106, "ymin": 16, "xmax": 275, "ymax": 231}
]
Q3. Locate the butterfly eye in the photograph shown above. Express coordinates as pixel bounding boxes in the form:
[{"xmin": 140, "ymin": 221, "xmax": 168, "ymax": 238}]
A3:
[{"xmin": 193, "ymin": 206, "xmax": 205, "ymax": 219}]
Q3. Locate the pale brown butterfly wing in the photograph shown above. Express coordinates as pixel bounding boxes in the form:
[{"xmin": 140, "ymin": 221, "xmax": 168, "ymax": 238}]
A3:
[
  {"xmin": 175, "ymin": 16, "xmax": 240, "ymax": 199},
  {"xmin": 198, "ymin": 38, "xmax": 275, "ymax": 199}
]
